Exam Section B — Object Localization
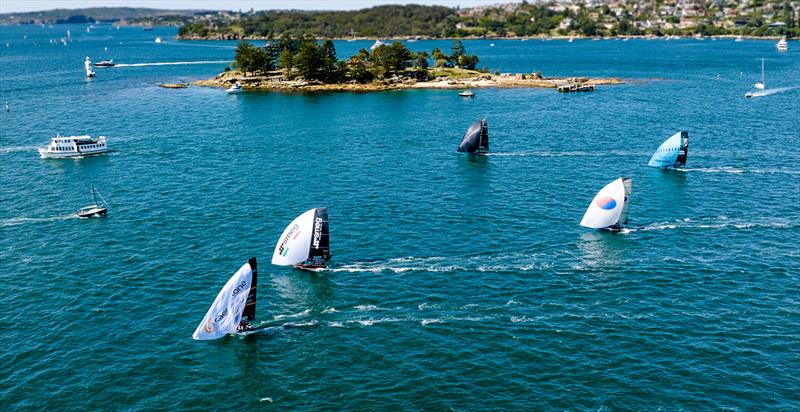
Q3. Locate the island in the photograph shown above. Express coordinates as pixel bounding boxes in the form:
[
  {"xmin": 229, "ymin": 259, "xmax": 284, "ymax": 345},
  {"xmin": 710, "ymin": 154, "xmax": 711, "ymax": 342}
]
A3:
[{"xmin": 193, "ymin": 38, "xmax": 622, "ymax": 93}]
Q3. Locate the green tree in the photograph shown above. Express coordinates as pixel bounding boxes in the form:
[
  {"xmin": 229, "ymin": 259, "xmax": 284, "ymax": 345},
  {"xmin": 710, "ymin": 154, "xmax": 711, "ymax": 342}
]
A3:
[
  {"xmin": 414, "ymin": 50, "xmax": 430, "ymax": 69},
  {"xmin": 457, "ymin": 54, "xmax": 479, "ymax": 70},
  {"xmin": 450, "ymin": 39, "xmax": 465, "ymax": 60},
  {"xmin": 370, "ymin": 42, "xmax": 414, "ymax": 77},
  {"xmin": 294, "ymin": 38, "xmax": 324, "ymax": 81},
  {"xmin": 233, "ymin": 41, "xmax": 274, "ymax": 75},
  {"xmin": 431, "ymin": 47, "xmax": 451, "ymax": 67}
]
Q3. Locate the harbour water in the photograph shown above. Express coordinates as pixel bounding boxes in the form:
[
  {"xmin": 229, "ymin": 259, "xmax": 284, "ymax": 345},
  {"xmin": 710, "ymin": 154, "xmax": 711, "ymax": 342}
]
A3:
[{"xmin": 1, "ymin": 25, "xmax": 799, "ymax": 409}]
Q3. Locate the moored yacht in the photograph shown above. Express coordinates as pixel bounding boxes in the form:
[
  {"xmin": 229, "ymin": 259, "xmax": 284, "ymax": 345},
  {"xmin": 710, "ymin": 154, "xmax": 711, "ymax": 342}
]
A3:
[
  {"xmin": 776, "ymin": 37, "xmax": 788, "ymax": 52},
  {"xmin": 38, "ymin": 134, "xmax": 107, "ymax": 158},
  {"xmin": 226, "ymin": 82, "xmax": 244, "ymax": 93},
  {"xmin": 370, "ymin": 40, "xmax": 385, "ymax": 50}
]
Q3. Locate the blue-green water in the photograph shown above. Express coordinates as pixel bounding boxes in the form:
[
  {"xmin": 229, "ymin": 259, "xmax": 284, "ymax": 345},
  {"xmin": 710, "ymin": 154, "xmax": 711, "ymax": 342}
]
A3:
[{"xmin": 2, "ymin": 25, "xmax": 799, "ymax": 409}]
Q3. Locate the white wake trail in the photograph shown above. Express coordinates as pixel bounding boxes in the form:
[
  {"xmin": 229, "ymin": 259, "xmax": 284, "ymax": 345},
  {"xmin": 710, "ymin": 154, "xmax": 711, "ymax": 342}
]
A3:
[{"xmin": 113, "ymin": 60, "xmax": 229, "ymax": 67}]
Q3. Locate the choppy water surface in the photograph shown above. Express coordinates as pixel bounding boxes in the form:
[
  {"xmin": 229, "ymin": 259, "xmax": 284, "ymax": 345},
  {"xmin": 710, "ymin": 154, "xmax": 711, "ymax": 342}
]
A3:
[{"xmin": 1, "ymin": 25, "xmax": 799, "ymax": 409}]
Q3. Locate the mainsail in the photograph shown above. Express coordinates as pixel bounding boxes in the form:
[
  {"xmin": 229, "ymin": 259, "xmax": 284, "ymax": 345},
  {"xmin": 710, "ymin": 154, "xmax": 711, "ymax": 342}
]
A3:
[
  {"xmin": 457, "ymin": 119, "xmax": 489, "ymax": 153},
  {"xmin": 192, "ymin": 257, "xmax": 257, "ymax": 340},
  {"xmin": 271, "ymin": 208, "xmax": 330, "ymax": 267},
  {"xmin": 580, "ymin": 177, "xmax": 632, "ymax": 230},
  {"xmin": 648, "ymin": 131, "xmax": 688, "ymax": 168}
]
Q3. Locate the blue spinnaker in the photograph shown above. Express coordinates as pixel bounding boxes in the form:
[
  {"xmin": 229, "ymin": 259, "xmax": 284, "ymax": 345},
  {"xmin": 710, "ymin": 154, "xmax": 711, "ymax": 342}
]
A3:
[{"xmin": 648, "ymin": 131, "xmax": 688, "ymax": 168}]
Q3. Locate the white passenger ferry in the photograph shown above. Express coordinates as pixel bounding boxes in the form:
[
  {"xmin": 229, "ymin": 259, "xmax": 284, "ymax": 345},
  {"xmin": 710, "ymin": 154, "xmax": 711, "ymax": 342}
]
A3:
[{"xmin": 38, "ymin": 134, "xmax": 107, "ymax": 158}]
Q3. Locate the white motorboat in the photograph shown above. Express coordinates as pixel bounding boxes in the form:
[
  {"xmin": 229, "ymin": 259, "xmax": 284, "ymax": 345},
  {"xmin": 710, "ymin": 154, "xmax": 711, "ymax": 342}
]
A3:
[
  {"xmin": 94, "ymin": 59, "xmax": 115, "ymax": 67},
  {"xmin": 370, "ymin": 40, "xmax": 385, "ymax": 51},
  {"xmin": 38, "ymin": 134, "xmax": 107, "ymax": 158},
  {"xmin": 154, "ymin": 36, "xmax": 163, "ymax": 44},
  {"xmin": 226, "ymin": 82, "xmax": 244, "ymax": 93},
  {"xmin": 458, "ymin": 90, "xmax": 475, "ymax": 97},
  {"xmin": 776, "ymin": 37, "xmax": 788, "ymax": 52},
  {"xmin": 76, "ymin": 185, "xmax": 109, "ymax": 218}
]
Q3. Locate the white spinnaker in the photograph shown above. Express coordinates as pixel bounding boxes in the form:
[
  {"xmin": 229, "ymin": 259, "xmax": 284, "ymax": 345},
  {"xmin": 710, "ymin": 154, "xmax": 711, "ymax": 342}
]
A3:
[
  {"xmin": 271, "ymin": 209, "xmax": 315, "ymax": 266},
  {"xmin": 192, "ymin": 260, "xmax": 254, "ymax": 340},
  {"xmin": 580, "ymin": 178, "xmax": 627, "ymax": 229}
]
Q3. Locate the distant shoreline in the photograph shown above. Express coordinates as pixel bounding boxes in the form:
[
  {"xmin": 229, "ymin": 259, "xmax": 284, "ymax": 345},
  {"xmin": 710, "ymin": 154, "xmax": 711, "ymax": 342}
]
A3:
[{"xmin": 176, "ymin": 34, "xmax": 793, "ymax": 41}]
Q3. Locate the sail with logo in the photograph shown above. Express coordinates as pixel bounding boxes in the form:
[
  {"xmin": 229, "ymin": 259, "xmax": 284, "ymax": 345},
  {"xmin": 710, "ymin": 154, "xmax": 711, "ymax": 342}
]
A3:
[
  {"xmin": 271, "ymin": 208, "xmax": 330, "ymax": 270},
  {"xmin": 192, "ymin": 257, "xmax": 257, "ymax": 340},
  {"xmin": 580, "ymin": 177, "xmax": 633, "ymax": 231},
  {"xmin": 648, "ymin": 131, "xmax": 688, "ymax": 169},
  {"xmin": 457, "ymin": 119, "xmax": 488, "ymax": 154}
]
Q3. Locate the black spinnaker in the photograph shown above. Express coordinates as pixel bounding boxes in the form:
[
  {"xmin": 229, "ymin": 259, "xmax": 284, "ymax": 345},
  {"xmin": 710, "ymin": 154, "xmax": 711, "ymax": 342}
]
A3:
[{"xmin": 457, "ymin": 119, "xmax": 488, "ymax": 153}]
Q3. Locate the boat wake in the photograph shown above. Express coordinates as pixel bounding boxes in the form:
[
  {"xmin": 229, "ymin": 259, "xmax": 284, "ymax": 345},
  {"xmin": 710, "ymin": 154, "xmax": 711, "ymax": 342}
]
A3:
[
  {"xmin": 113, "ymin": 60, "xmax": 229, "ymax": 67},
  {"xmin": 746, "ymin": 85, "xmax": 800, "ymax": 98},
  {"xmin": 329, "ymin": 253, "xmax": 554, "ymax": 274},
  {"xmin": 679, "ymin": 167, "xmax": 800, "ymax": 175},
  {"xmin": 486, "ymin": 150, "xmax": 647, "ymax": 158},
  {"xmin": 0, "ymin": 214, "xmax": 76, "ymax": 227},
  {"xmin": 632, "ymin": 216, "xmax": 794, "ymax": 232},
  {"xmin": 0, "ymin": 145, "xmax": 37, "ymax": 154}
]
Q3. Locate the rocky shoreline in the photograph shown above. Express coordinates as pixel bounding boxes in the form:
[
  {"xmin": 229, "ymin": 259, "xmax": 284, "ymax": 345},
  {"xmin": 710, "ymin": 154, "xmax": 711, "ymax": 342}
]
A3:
[{"xmin": 193, "ymin": 69, "xmax": 623, "ymax": 93}]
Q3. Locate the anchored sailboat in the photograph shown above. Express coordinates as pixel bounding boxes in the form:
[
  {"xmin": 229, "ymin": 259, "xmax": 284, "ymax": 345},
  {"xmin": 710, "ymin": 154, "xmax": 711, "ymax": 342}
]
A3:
[
  {"xmin": 580, "ymin": 177, "xmax": 632, "ymax": 231},
  {"xmin": 76, "ymin": 185, "xmax": 109, "ymax": 218},
  {"xmin": 271, "ymin": 208, "xmax": 331, "ymax": 270},
  {"xmin": 457, "ymin": 119, "xmax": 489, "ymax": 154},
  {"xmin": 192, "ymin": 258, "xmax": 258, "ymax": 340},
  {"xmin": 648, "ymin": 131, "xmax": 688, "ymax": 169},
  {"xmin": 754, "ymin": 58, "xmax": 765, "ymax": 90}
]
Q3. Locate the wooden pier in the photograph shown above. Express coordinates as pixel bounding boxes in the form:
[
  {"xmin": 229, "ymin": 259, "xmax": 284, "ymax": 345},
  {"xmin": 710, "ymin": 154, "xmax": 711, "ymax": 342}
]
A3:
[{"xmin": 554, "ymin": 79, "xmax": 596, "ymax": 93}]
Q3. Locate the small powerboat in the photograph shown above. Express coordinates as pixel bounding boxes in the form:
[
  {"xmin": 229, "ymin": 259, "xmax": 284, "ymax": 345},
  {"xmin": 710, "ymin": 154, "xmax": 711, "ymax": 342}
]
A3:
[
  {"xmin": 76, "ymin": 185, "xmax": 109, "ymax": 218},
  {"xmin": 94, "ymin": 59, "xmax": 115, "ymax": 67},
  {"xmin": 154, "ymin": 36, "xmax": 163, "ymax": 44},
  {"xmin": 458, "ymin": 90, "xmax": 475, "ymax": 97},
  {"xmin": 776, "ymin": 37, "xmax": 788, "ymax": 52},
  {"xmin": 226, "ymin": 82, "xmax": 244, "ymax": 93}
]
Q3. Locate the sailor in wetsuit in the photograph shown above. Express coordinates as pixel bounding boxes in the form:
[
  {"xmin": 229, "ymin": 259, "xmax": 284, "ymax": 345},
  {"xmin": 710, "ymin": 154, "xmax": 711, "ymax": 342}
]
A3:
[{"xmin": 237, "ymin": 320, "xmax": 252, "ymax": 332}]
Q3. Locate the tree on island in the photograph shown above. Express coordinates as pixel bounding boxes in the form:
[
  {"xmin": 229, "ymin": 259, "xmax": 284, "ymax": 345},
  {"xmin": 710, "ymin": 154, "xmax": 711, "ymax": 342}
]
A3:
[
  {"xmin": 233, "ymin": 41, "xmax": 274, "ymax": 75},
  {"xmin": 370, "ymin": 42, "xmax": 414, "ymax": 77},
  {"xmin": 231, "ymin": 36, "xmax": 481, "ymax": 84}
]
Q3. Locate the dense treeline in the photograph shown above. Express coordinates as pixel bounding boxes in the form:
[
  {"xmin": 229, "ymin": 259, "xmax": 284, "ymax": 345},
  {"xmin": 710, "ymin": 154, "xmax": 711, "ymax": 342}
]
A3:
[
  {"xmin": 180, "ymin": 5, "xmax": 457, "ymax": 38},
  {"xmin": 177, "ymin": 3, "xmax": 798, "ymax": 39},
  {"xmin": 232, "ymin": 37, "xmax": 479, "ymax": 84},
  {"xmin": 0, "ymin": 7, "xmax": 204, "ymax": 25}
]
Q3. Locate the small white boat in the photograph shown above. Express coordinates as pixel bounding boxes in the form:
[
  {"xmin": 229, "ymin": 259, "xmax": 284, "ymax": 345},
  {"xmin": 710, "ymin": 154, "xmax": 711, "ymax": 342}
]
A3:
[
  {"xmin": 154, "ymin": 36, "xmax": 163, "ymax": 44},
  {"xmin": 735, "ymin": 36, "xmax": 743, "ymax": 42},
  {"xmin": 370, "ymin": 40, "xmax": 385, "ymax": 51},
  {"xmin": 38, "ymin": 134, "xmax": 107, "ymax": 158},
  {"xmin": 76, "ymin": 185, "xmax": 109, "ymax": 218},
  {"xmin": 226, "ymin": 82, "xmax": 244, "ymax": 93},
  {"xmin": 94, "ymin": 59, "xmax": 114, "ymax": 67},
  {"xmin": 458, "ymin": 90, "xmax": 475, "ymax": 97},
  {"xmin": 84, "ymin": 57, "xmax": 96, "ymax": 77},
  {"xmin": 754, "ymin": 58, "xmax": 766, "ymax": 90},
  {"xmin": 776, "ymin": 37, "xmax": 788, "ymax": 52}
]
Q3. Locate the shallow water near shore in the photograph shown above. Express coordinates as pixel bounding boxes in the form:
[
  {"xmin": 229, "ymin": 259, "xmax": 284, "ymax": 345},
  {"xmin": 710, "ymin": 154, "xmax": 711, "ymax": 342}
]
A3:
[{"xmin": 1, "ymin": 25, "xmax": 799, "ymax": 409}]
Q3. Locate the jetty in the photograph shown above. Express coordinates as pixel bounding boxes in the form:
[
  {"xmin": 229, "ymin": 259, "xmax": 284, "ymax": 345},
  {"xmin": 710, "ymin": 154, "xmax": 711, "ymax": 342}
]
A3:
[{"xmin": 554, "ymin": 79, "xmax": 596, "ymax": 93}]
